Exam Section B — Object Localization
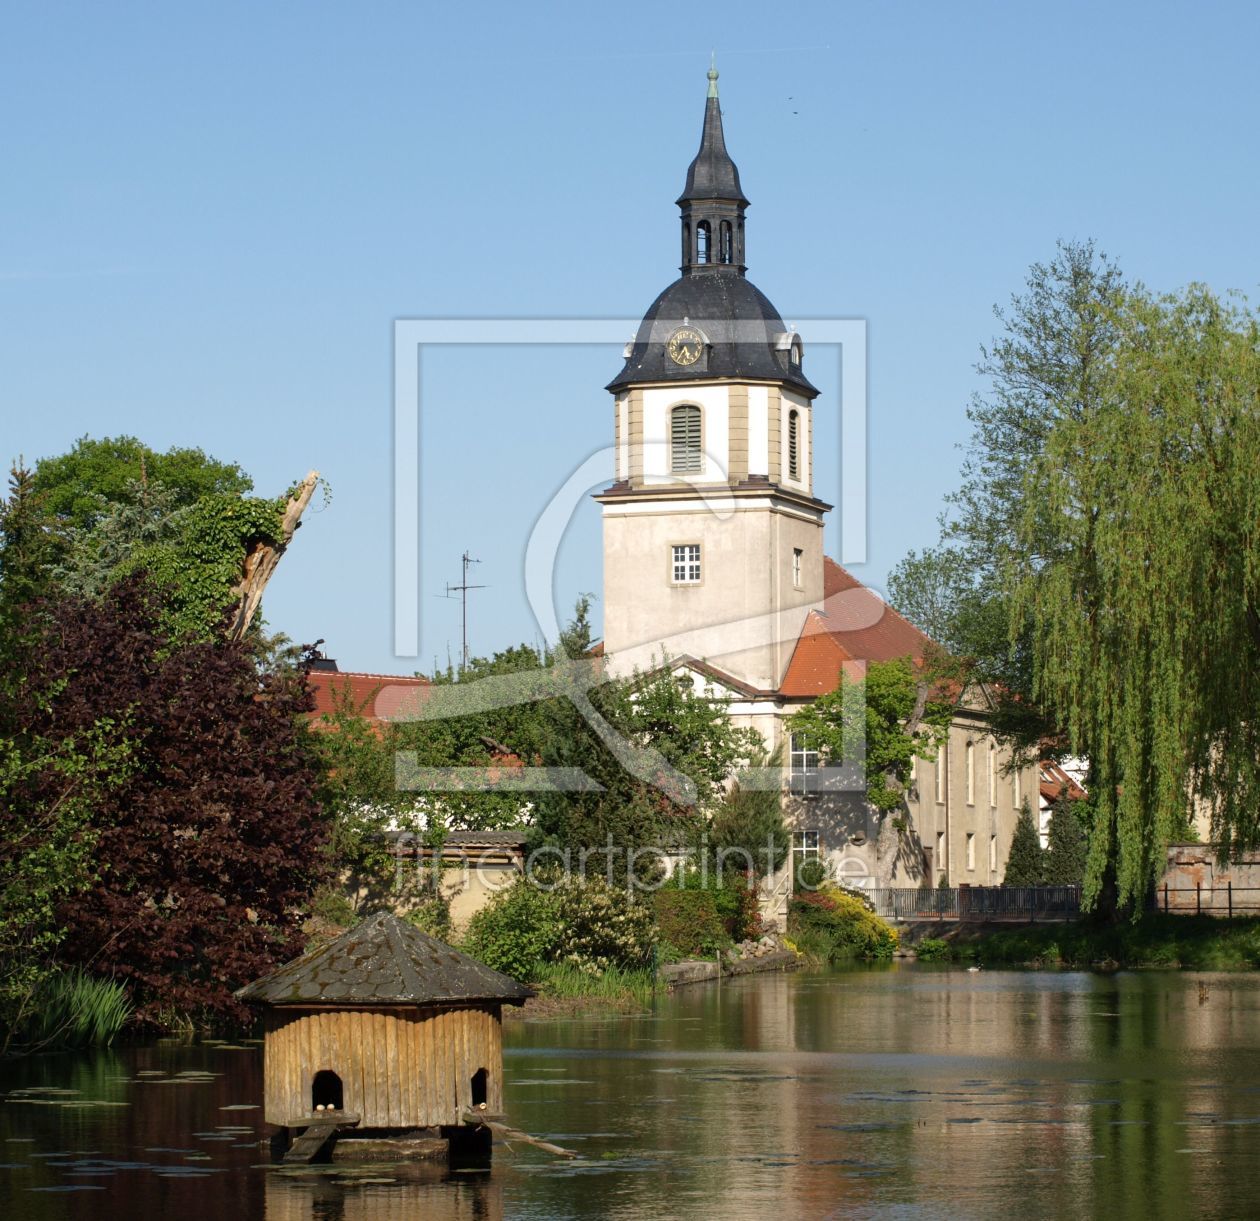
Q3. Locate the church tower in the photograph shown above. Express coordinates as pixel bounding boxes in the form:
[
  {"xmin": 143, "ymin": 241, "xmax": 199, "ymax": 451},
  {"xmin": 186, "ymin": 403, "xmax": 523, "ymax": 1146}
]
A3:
[{"xmin": 598, "ymin": 66, "xmax": 830, "ymax": 692}]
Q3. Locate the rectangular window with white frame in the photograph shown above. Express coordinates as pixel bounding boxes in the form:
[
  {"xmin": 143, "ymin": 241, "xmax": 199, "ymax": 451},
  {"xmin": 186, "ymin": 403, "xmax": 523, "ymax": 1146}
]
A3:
[
  {"xmin": 792, "ymin": 830, "xmax": 820, "ymax": 874},
  {"xmin": 989, "ymin": 833, "xmax": 997, "ymax": 872},
  {"xmin": 966, "ymin": 832, "xmax": 976, "ymax": 871},
  {"xmin": 1013, "ymin": 765, "xmax": 1021, "ymax": 807},
  {"xmin": 966, "ymin": 742, "xmax": 975, "ymax": 806},
  {"xmin": 988, "ymin": 744, "xmax": 996, "ymax": 808},
  {"xmin": 935, "ymin": 743, "xmax": 945, "ymax": 804},
  {"xmin": 671, "ymin": 543, "xmax": 701, "ymax": 584},
  {"xmin": 789, "ymin": 733, "xmax": 821, "ymax": 795},
  {"xmin": 792, "ymin": 547, "xmax": 803, "ymax": 589},
  {"xmin": 936, "ymin": 830, "xmax": 946, "ymax": 872}
]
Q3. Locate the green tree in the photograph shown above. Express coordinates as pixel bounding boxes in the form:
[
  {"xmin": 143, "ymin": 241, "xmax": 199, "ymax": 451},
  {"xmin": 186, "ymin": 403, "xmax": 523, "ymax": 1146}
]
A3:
[
  {"xmin": 787, "ymin": 657, "xmax": 953, "ymax": 813},
  {"xmin": 1004, "ymin": 800, "xmax": 1045, "ymax": 886},
  {"xmin": 1044, "ymin": 797, "xmax": 1088, "ymax": 887},
  {"xmin": 889, "ymin": 240, "xmax": 1127, "ymax": 752},
  {"xmin": 1010, "ymin": 283, "xmax": 1260, "ymax": 908},
  {"xmin": 32, "ymin": 434, "xmax": 252, "ymax": 531},
  {"xmin": 708, "ymin": 750, "xmax": 789, "ymax": 878}
]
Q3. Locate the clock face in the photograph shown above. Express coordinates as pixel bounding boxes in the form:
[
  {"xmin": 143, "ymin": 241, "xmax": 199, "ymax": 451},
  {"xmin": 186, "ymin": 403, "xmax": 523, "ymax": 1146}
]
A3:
[{"xmin": 667, "ymin": 326, "xmax": 704, "ymax": 367}]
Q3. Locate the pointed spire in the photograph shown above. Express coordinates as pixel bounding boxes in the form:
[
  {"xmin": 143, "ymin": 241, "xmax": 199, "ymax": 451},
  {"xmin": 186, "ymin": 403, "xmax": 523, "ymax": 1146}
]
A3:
[
  {"xmin": 678, "ymin": 62, "xmax": 747, "ymax": 207},
  {"xmin": 708, "ymin": 52, "xmax": 719, "ymax": 99}
]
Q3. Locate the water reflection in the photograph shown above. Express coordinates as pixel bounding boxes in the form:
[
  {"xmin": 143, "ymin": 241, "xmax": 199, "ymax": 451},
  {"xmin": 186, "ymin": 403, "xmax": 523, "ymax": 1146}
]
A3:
[{"xmin": 4, "ymin": 969, "xmax": 1260, "ymax": 1219}]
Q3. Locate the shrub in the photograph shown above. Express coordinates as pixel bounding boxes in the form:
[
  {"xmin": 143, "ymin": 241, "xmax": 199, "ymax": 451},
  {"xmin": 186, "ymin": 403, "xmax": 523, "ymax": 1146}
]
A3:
[
  {"xmin": 661, "ymin": 866, "xmax": 761, "ymax": 944},
  {"xmin": 462, "ymin": 874, "xmax": 656, "ymax": 980},
  {"xmin": 551, "ymin": 875, "xmax": 656, "ymax": 974},
  {"xmin": 788, "ymin": 884, "xmax": 898, "ymax": 962},
  {"xmin": 914, "ymin": 937, "xmax": 951, "ymax": 962},
  {"xmin": 653, "ymin": 890, "xmax": 727, "ymax": 959},
  {"xmin": 462, "ymin": 880, "xmax": 559, "ymax": 980},
  {"xmin": 796, "ymin": 857, "xmax": 828, "ymax": 890}
]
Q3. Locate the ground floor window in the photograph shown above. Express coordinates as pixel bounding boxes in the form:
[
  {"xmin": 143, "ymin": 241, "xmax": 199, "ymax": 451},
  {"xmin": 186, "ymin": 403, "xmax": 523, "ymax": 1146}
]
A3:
[
  {"xmin": 966, "ymin": 832, "xmax": 976, "ymax": 871},
  {"xmin": 792, "ymin": 830, "xmax": 820, "ymax": 871}
]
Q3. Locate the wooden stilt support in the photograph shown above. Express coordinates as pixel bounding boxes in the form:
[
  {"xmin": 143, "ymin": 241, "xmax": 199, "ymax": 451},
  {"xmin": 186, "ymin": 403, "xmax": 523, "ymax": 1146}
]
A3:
[{"xmin": 462, "ymin": 1109, "xmax": 577, "ymax": 1159}]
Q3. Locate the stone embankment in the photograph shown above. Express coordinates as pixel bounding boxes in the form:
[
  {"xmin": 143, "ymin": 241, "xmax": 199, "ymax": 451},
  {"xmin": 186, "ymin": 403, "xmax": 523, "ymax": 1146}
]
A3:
[{"xmin": 659, "ymin": 934, "xmax": 801, "ymax": 988}]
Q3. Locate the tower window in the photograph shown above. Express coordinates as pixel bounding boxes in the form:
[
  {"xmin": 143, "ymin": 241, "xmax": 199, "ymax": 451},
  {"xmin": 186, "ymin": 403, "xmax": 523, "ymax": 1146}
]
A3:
[
  {"xmin": 788, "ymin": 409, "xmax": 800, "ymax": 480},
  {"xmin": 719, "ymin": 220, "xmax": 732, "ymax": 263},
  {"xmin": 670, "ymin": 404, "xmax": 702, "ymax": 475},
  {"xmin": 682, "ymin": 222, "xmax": 690, "ymax": 266},
  {"xmin": 671, "ymin": 543, "xmax": 701, "ymax": 584},
  {"xmin": 792, "ymin": 548, "xmax": 803, "ymax": 588},
  {"xmin": 696, "ymin": 221, "xmax": 711, "ymax": 263}
]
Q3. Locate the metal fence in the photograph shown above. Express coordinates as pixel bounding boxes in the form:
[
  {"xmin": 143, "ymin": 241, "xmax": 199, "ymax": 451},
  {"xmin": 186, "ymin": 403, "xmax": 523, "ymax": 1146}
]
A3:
[
  {"xmin": 863, "ymin": 885, "xmax": 1082, "ymax": 923},
  {"xmin": 1152, "ymin": 883, "xmax": 1260, "ymax": 917}
]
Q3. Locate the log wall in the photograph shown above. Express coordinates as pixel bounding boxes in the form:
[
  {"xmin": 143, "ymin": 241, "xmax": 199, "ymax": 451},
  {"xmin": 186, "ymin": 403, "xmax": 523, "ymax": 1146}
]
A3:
[{"xmin": 263, "ymin": 1004, "xmax": 503, "ymax": 1128}]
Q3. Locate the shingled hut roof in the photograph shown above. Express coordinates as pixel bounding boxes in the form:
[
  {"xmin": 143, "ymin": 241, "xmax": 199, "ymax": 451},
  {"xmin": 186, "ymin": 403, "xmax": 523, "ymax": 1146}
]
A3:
[{"xmin": 236, "ymin": 911, "xmax": 531, "ymax": 1007}]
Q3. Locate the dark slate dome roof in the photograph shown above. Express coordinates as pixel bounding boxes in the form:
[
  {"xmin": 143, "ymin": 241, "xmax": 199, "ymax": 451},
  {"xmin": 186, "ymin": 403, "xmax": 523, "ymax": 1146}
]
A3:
[{"xmin": 608, "ymin": 271, "xmax": 818, "ymax": 397}]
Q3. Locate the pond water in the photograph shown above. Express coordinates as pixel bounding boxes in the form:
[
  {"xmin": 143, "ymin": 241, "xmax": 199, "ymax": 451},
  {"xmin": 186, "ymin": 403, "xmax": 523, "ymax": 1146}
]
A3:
[{"xmin": 3, "ymin": 966, "xmax": 1259, "ymax": 1219}]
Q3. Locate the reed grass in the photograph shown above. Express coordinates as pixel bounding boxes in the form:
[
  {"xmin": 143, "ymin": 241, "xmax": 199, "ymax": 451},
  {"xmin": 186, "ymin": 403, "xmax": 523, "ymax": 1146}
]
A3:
[
  {"xmin": 529, "ymin": 962, "xmax": 658, "ymax": 1009},
  {"xmin": 26, "ymin": 969, "xmax": 133, "ymax": 1050}
]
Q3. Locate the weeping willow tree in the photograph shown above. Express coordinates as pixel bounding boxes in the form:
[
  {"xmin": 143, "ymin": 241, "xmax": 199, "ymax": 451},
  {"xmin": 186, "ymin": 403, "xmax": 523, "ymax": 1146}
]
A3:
[{"xmin": 1011, "ymin": 284, "xmax": 1260, "ymax": 910}]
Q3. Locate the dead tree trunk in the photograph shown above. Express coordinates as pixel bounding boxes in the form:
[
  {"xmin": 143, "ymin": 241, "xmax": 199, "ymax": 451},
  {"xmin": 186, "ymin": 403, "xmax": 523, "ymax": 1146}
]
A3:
[{"xmin": 226, "ymin": 470, "xmax": 319, "ymax": 640}]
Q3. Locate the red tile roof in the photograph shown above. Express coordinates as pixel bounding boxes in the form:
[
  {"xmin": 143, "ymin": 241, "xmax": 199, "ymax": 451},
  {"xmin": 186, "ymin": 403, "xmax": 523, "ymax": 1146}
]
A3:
[
  {"xmin": 306, "ymin": 670, "xmax": 432, "ymax": 723},
  {"xmin": 1039, "ymin": 760, "xmax": 1088, "ymax": 804},
  {"xmin": 778, "ymin": 558, "xmax": 937, "ymax": 697}
]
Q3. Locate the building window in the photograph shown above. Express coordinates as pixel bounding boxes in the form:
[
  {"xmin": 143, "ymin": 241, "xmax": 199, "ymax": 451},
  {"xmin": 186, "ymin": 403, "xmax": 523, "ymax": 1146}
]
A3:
[
  {"xmin": 966, "ymin": 832, "xmax": 976, "ymax": 871},
  {"xmin": 792, "ymin": 547, "xmax": 803, "ymax": 588},
  {"xmin": 988, "ymin": 744, "xmax": 996, "ymax": 808},
  {"xmin": 936, "ymin": 830, "xmax": 946, "ymax": 870},
  {"xmin": 671, "ymin": 543, "xmax": 701, "ymax": 584},
  {"xmin": 989, "ymin": 834, "xmax": 997, "ymax": 872},
  {"xmin": 696, "ymin": 220, "xmax": 711, "ymax": 263},
  {"xmin": 788, "ymin": 409, "xmax": 800, "ymax": 480},
  {"xmin": 1013, "ymin": 766, "xmax": 1021, "ymax": 807},
  {"xmin": 719, "ymin": 220, "xmax": 733, "ymax": 263},
  {"xmin": 965, "ymin": 741, "xmax": 975, "ymax": 805},
  {"xmin": 935, "ymin": 743, "xmax": 946, "ymax": 804},
  {"xmin": 789, "ymin": 733, "xmax": 820, "ymax": 795},
  {"xmin": 670, "ymin": 404, "xmax": 702, "ymax": 475},
  {"xmin": 792, "ymin": 829, "xmax": 820, "ymax": 870},
  {"xmin": 682, "ymin": 222, "xmax": 690, "ymax": 266}
]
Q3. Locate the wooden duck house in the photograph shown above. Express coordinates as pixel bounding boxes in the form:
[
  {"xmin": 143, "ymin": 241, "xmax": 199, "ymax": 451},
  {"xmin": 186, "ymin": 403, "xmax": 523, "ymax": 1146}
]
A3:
[{"xmin": 237, "ymin": 912, "xmax": 530, "ymax": 1150}]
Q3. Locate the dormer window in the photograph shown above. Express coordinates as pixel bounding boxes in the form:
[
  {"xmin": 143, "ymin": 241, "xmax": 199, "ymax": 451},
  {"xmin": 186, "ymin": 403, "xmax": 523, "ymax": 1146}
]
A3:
[{"xmin": 670, "ymin": 404, "xmax": 702, "ymax": 475}]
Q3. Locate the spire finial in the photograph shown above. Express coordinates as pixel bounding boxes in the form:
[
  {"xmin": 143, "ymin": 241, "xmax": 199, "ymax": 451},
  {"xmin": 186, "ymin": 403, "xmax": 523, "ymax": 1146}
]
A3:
[{"xmin": 707, "ymin": 53, "xmax": 718, "ymax": 98}]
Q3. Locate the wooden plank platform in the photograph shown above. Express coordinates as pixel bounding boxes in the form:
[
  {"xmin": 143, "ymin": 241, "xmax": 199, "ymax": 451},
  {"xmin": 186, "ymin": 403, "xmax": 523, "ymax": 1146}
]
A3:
[{"xmin": 282, "ymin": 1112, "xmax": 361, "ymax": 1164}]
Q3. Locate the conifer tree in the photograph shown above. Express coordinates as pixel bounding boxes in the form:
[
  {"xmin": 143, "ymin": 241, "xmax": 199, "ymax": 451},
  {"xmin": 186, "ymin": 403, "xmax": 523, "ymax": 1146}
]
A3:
[
  {"xmin": 1003, "ymin": 800, "xmax": 1044, "ymax": 886},
  {"xmin": 1043, "ymin": 797, "xmax": 1087, "ymax": 887}
]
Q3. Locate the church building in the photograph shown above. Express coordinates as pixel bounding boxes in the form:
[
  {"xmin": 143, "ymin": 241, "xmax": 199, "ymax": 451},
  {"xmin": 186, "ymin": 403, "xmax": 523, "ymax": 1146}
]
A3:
[{"xmin": 598, "ymin": 67, "xmax": 1037, "ymax": 912}]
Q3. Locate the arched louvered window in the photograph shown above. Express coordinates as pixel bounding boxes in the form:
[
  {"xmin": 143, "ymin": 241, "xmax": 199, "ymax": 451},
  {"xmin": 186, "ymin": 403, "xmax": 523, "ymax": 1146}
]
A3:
[
  {"xmin": 719, "ymin": 221, "xmax": 732, "ymax": 263},
  {"xmin": 670, "ymin": 404, "xmax": 702, "ymax": 475},
  {"xmin": 696, "ymin": 221, "xmax": 711, "ymax": 263},
  {"xmin": 788, "ymin": 409, "xmax": 800, "ymax": 480}
]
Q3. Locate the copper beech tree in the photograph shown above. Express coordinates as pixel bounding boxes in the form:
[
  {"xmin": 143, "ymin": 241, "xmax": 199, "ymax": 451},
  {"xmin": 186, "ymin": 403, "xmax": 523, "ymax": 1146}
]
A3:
[{"xmin": 6, "ymin": 575, "xmax": 329, "ymax": 1026}]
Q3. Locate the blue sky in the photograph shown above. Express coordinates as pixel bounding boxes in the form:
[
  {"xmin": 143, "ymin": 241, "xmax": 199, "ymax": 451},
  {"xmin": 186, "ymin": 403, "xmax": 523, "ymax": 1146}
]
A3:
[{"xmin": 3, "ymin": 1, "xmax": 1258, "ymax": 674}]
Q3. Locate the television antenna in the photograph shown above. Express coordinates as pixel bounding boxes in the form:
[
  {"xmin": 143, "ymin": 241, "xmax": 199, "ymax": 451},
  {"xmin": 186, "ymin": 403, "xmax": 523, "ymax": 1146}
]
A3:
[{"xmin": 443, "ymin": 551, "xmax": 485, "ymax": 671}]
